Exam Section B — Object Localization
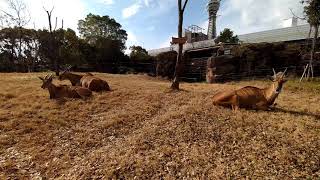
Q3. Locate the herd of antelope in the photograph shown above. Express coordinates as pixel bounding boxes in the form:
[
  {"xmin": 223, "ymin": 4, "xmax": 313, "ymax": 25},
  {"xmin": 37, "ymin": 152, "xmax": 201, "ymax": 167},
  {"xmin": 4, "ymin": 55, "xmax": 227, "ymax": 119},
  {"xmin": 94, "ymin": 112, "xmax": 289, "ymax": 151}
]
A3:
[
  {"xmin": 39, "ymin": 67, "xmax": 288, "ymax": 111},
  {"xmin": 39, "ymin": 67, "xmax": 110, "ymax": 99}
]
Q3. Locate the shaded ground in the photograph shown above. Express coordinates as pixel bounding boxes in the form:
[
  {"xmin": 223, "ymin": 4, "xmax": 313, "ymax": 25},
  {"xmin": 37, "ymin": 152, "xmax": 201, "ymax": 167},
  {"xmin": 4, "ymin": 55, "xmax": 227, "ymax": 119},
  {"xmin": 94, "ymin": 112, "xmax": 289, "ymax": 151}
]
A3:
[{"xmin": 0, "ymin": 73, "xmax": 319, "ymax": 179}]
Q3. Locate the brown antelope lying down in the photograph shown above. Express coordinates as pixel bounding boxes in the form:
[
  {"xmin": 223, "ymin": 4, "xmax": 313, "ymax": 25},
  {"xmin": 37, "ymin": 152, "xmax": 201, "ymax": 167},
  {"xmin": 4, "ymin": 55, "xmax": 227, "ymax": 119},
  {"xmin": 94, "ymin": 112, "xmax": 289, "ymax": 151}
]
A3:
[
  {"xmin": 80, "ymin": 73, "xmax": 111, "ymax": 92},
  {"xmin": 39, "ymin": 74, "xmax": 92, "ymax": 99},
  {"xmin": 58, "ymin": 67, "xmax": 110, "ymax": 92},
  {"xmin": 213, "ymin": 68, "xmax": 288, "ymax": 111}
]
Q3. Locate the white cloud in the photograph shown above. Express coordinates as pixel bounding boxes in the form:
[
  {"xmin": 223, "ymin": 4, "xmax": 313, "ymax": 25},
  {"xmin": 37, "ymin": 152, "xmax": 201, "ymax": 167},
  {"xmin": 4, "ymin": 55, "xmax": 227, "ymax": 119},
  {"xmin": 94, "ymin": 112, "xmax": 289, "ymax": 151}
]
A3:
[
  {"xmin": 145, "ymin": 0, "xmax": 176, "ymax": 16},
  {"xmin": 122, "ymin": 0, "xmax": 176, "ymax": 19},
  {"xmin": 200, "ymin": 20, "xmax": 208, "ymax": 34},
  {"xmin": 144, "ymin": 0, "xmax": 150, "ymax": 7},
  {"xmin": 125, "ymin": 31, "xmax": 139, "ymax": 54},
  {"xmin": 100, "ymin": 0, "xmax": 114, "ymax": 5},
  {"xmin": 122, "ymin": 3, "xmax": 141, "ymax": 19},
  {"xmin": 0, "ymin": 0, "xmax": 6, "ymax": 9},
  {"xmin": 159, "ymin": 38, "xmax": 171, "ymax": 48},
  {"xmin": 159, "ymin": 34, "xmax": 175, "ymax": 48},
  {"xmin": 219, "ymin": 0, "xmax": 305, "ymax": 35},
  {"xmin": 128, "ymin": 31, "xmax": 138, "ymax": 43}
]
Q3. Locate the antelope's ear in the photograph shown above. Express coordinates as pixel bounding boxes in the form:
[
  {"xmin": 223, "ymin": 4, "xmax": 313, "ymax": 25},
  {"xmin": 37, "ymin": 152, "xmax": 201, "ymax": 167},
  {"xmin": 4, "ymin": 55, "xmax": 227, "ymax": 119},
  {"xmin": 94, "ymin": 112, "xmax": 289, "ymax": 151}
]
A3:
[
  {"xmin": 282, "ymin": 79, "xmax": 288, "ymax": 83},
  {"xmin": 38, "ymin": 77, "xmax": 44, "ymax": 81}
]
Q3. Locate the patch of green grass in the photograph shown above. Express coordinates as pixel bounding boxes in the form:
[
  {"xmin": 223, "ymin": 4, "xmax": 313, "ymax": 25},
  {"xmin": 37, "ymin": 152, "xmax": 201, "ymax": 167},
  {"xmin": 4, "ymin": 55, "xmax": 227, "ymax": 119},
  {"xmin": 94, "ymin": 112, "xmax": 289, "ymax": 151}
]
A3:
[{"xmin": 286, "ymin": 78, "xmax": 320, "ymax": 93}]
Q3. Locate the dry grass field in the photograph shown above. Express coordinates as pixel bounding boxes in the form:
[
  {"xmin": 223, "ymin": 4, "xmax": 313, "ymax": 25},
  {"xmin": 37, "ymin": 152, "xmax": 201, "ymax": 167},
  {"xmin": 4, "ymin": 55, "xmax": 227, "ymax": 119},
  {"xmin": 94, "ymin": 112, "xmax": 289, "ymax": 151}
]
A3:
[{"xmin": 0, "ymin": 73, "xmax": 319, "ymax": 179}]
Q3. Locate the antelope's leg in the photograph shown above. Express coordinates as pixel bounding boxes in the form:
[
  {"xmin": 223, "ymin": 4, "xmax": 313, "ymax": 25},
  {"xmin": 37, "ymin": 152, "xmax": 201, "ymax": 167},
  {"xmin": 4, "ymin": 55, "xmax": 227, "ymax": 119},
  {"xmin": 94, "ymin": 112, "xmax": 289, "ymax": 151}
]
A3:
[
  {"xmin": 232, "ymin": 104, "xmax": 239, "ymax": 111},
  {"xmin": 256, "ymin": 102, "xmax": 269, "ymax": 111},
  {"xmin": 74, "ymin": 89, "xmax": 88, "ymax": 100},
  {"xmin": 231, "ymin": 95, "xmax": 240, "ymax": 111},
  {"xmin": 213, "ymin": 100, "xmax": 233, "ymax": 108}
]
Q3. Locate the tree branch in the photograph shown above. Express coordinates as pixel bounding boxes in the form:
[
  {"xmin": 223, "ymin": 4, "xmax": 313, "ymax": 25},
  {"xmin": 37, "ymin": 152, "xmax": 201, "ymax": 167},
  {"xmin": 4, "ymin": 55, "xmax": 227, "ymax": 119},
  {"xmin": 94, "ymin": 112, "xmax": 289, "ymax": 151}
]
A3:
[
  {"xmin": 178, "ymin": 0, "xmax": 182, "ymax": 11},
  {"xmin": 182, "ymin": 0, "xmax": 189, "ymax": 12},
  {"xmin": 290, "ymin": 8, "xmax": 306, "ymax": 20},
  {"xmin": 43, "ymin": 6, "xmax": 54, "ymax": 33},
  {"xmin": 0, "ymin": 9, "xmax": 14, "ymax": 19}
]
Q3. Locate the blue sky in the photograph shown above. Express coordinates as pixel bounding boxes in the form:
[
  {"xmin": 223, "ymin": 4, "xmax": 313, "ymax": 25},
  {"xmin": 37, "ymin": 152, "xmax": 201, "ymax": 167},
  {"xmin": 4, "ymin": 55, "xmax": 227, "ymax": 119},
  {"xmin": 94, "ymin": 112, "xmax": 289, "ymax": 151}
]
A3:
[
  {"xmin": 82, "ymin": 0, "xmax": 305, "ymax": 51},
  {"xmin": 81, "ymin": 0, "xmax": 212, "ymax": 50},
  {"xmin": 0, "ymin": 0, "xmax": 306, "ymax": 51}
]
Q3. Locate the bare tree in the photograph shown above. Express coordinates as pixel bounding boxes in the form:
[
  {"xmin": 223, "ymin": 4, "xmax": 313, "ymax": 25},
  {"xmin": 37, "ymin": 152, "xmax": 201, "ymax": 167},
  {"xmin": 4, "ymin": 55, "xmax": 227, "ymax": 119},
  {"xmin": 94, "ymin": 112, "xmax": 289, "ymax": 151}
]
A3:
[
  {"xmin": 297, "ymin": 0, "xmax": 320, "ymax": 81},
  {"xmin": 43, "ymin": 6, "xmax": 64, "ymax": 75},
  {"xmin": 0, "ymin": 0, "xmax": 30, "ymax": 71},
  {"xmin": 0, "ymin": 0, "xmax": 30, "ymax": 27},
  {"xmin": 171, "ymin": 0, "xmax": 189, "ymax": 90}
]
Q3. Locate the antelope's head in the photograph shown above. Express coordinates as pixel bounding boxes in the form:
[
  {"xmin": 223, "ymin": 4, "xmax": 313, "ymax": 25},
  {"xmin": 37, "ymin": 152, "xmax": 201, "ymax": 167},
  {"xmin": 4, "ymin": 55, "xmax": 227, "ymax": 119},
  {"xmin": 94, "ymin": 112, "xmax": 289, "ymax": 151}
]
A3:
[
  {"xmin": 269, "ymin": 68, "xmax": 288, "ymax": 93},
  {"xmin": 39, "ymin": 74, "xmax": 54, "ymax": 89},
  {"xmin": 58, "ymin": 65, "xmax": 72, "ymax": 81}
]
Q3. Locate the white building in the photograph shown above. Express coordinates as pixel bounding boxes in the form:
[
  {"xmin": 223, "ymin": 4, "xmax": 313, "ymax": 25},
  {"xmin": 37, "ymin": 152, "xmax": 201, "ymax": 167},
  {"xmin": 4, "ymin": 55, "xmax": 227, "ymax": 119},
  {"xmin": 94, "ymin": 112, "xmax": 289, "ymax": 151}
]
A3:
[
  {"xmin": 238, "ymin": 24, "xmax": 313, "ymax": 43},
  {"xmin": 148, "ymin": 22, "xmax": 319, "ymax": 56}
]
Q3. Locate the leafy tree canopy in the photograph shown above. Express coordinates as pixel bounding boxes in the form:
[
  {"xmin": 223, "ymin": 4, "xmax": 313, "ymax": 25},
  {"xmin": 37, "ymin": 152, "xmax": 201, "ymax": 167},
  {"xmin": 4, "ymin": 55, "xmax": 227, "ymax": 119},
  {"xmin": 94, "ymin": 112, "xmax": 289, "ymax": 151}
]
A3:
[
  {"xmin": 130, "ymin": 45, "xmax": 148, "ymax": 57},
  {"xmin": 302, "ymin": 0, "xmax": 320, "ymax": 25},
  {"xmin": 215, "ymin": 28, "xmax": 239, "ymax": 44},
  {"xmin": 78, "ymin": 13, "xmax": 127, "ymax": 50},
  {"xmin": 129, "ymin": 45, "xmax": 151, "ymax": 63}
]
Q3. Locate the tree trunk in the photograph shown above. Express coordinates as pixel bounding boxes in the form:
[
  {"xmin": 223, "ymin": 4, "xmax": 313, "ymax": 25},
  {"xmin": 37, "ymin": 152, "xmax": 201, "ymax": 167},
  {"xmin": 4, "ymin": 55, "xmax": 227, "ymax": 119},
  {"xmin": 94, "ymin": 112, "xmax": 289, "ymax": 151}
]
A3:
[
  {"xmin": 308, "ymin": 24, "xmax": 319, "ymax": 79},
  {"xmin": 45, "ymin": 8, "xmax": 60, "ymax": 76},
  {"xmin": 171, "ymin": 44, "xmax": 183, "ymax": 89},
  {"xmin": 54, "ymin": 56, "xmax": 59, "ymax": 76},
  {"xmin": 171, "ymin": 8, "xmax": 184, "ymax": 90},
  {"xmin": 307, "ymin": 24, "xmax": 312, "ymax": 44},
  {"xmin": 18, "ymin": 27, "xmax": 23, "ymax": 68}
]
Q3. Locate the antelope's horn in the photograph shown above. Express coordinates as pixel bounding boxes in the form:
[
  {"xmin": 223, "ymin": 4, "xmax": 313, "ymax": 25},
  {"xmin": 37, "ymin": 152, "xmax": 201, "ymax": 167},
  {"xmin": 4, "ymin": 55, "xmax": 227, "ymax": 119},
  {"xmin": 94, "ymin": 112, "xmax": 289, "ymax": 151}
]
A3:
[
  {"xmin": 48, "ymin": 74, "xmax": 53, "ymax": 80},
  {"xmin": 272, "ymin": 68, "xmax": 276, "ymax": 76},
  {"xmin": 282, "ymin": 68, "xmax": 288, "ymax": 78},
  {"xmin": 61, "ymin": 65, "xmax": 72, "ymax": 74}
]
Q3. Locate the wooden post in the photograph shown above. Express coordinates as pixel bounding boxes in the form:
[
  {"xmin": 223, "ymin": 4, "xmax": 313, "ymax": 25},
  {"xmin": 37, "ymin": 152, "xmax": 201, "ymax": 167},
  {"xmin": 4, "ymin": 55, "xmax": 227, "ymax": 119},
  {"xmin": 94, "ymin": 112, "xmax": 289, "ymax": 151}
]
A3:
[{"xmin": 300, "ymin": 64, "xmax": 309, "ymax": 82}]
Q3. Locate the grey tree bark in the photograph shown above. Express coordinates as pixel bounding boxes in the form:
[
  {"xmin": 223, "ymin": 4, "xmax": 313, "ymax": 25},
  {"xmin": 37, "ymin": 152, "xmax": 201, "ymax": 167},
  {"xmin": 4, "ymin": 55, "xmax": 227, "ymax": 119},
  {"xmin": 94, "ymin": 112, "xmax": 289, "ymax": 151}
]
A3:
[{"xmin": 171, "ymin": 0, "xmax": 189, "ymax": 90}]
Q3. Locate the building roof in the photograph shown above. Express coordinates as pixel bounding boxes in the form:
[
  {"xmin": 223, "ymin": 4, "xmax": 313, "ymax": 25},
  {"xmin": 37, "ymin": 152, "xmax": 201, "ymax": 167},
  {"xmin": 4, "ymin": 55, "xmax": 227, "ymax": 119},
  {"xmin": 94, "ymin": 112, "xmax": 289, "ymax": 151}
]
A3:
[
  {"xmin": 238, "ymin": 24, "xmax": 315, "ymax": 43},
  {"xmin": 148, "ymin": 24, "xmax": 318, "ymax": 56},
  {"xmin": 148, "ymin": 39, "xmax": 217, "ymax": 56}
]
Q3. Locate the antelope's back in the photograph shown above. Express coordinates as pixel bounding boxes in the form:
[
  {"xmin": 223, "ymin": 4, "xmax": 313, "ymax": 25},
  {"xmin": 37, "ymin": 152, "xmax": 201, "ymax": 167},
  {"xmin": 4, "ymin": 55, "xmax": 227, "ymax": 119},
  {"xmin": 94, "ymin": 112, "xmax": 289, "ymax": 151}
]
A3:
[
  {"xmin": 61, "ymin": 72, "xmax": 82, "ymax": 86},
  {"xmin": 59, "ymin": 85, "xmax": 82, "ymax": 98},
  {"xmin": 236, "ymin": 86, "xmax": 266, "ymax": 107},
  {"xmin": 80, "ymin": 75, "xmax": 94, "ymax": 88},
  {"xmin": 74, "ymin": 87, "xmax": 92, "ymax": 97},
  {"xmin": 89, "ymin": 78, "xmax": 109, "ymax": 91},
  {"xmin": 81, "ymin": 75, "xmax": 110, "ymax": 91},
  {"xmin": 212, "ymin": 90, "xmax": 236, "ymax": 103}
]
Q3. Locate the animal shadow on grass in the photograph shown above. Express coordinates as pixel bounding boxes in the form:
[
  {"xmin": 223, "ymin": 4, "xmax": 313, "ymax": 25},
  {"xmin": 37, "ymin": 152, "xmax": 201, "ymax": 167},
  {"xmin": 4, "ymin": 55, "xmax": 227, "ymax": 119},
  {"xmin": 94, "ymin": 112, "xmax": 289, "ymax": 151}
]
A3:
[
  {"xmin": 54, "ymin": 97, "xmax": 92, "ymax": 106},
  {"xmin": 273, "ymin": 107, "xmax": 320, "ymax": 120},
  {"xmin": 54, "ymin": 98, "xmax": 67, "ymax": 105},
  {"xmin": 165, "ymin": 88, "xmax": 190, "ymax": 93}
]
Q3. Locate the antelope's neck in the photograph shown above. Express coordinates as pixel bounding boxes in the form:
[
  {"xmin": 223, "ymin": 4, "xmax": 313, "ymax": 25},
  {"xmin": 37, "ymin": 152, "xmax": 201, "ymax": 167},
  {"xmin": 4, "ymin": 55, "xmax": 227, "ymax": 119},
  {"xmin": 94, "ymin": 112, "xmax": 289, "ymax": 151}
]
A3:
[
  {"xmin": 48, "ymin": 84, "xmax": 58, "ymax": 95},
  {"xmin": 264, "ymin": 82, "xmax": 280, "ymax": 105},
  {"xmin": 68, "ymin": 73, "xmax": 82, "ymax": 83},
  {"xmin": 68, "ymin": 74, "xmax": 82, "ymax": 85}
]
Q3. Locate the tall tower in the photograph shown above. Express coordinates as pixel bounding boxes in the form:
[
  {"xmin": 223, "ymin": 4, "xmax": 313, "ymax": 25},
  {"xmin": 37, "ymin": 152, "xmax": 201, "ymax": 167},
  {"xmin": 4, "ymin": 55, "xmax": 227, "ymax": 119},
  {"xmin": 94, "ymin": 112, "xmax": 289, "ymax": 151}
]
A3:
[{"xmin": 207, "ymin": 0, "xmax": 221, "ymax": 40}]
